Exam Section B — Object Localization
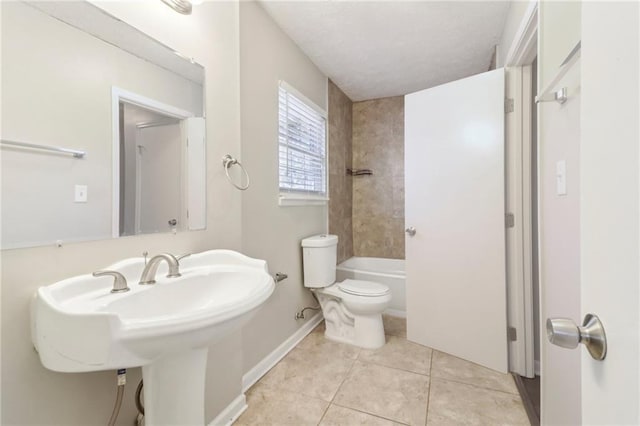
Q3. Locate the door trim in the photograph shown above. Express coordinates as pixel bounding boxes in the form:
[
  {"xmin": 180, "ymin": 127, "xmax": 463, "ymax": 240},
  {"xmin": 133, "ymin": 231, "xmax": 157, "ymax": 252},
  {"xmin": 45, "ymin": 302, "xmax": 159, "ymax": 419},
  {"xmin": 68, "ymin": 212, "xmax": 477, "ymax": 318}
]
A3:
[
  {"xmin": 111, "ymin": 87, "xmax": 193, "ymax": 238},
  {"xmin": 504, "ymin": 1, "xmax": 538, "ymax": 67},
  {"xmin": 504, "ymin": 1, "xmax": 539, "ymax": 378},
  {"xmin": 505, "ymin": 66, "xmax": 535, "ymax": 378}
]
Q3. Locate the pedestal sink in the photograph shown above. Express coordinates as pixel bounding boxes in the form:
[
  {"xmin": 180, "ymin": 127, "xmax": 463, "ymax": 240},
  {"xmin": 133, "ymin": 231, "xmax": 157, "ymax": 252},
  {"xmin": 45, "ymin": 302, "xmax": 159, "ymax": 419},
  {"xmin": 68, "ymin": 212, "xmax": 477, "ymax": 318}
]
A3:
[{"xmin": 31, "ymin": 250, "xmax": 275, "ymax": 425}]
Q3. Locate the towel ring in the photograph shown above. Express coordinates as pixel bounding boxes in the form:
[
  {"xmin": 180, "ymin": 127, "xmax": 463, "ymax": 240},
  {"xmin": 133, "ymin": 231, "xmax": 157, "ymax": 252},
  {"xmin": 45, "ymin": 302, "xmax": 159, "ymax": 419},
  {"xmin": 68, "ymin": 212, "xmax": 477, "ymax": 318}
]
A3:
[{"xmin": 222, "ymin": 154, "xmax": 250, "ymax": 190}]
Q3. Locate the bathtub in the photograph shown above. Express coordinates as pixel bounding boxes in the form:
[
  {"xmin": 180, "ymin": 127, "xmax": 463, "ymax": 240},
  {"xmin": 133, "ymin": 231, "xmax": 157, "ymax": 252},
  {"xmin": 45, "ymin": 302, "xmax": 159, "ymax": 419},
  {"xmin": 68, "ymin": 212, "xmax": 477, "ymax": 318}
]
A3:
[{"xmin": 336, "ymin": 257, "xmax": 406, "ymax": 317}]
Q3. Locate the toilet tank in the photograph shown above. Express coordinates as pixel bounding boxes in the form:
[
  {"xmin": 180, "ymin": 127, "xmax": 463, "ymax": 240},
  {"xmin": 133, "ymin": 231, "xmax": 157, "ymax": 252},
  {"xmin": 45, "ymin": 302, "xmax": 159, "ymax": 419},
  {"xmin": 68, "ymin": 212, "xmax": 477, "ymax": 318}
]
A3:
[{"xmin": 301, "ymin": 234, "xmax": 338, "ymax": 288}]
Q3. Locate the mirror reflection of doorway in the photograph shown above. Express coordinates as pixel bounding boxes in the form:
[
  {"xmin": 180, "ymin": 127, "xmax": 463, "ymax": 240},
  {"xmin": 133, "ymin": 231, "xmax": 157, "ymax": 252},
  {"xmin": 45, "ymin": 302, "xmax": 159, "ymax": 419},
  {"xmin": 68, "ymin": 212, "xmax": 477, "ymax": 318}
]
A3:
[
  {"xmin": 119, "ymin": 102, "xmax": 184, "ymax": 236},
  {"xmin": 113, "ymin": 87, "xmax": 206, "ymax": 239}
]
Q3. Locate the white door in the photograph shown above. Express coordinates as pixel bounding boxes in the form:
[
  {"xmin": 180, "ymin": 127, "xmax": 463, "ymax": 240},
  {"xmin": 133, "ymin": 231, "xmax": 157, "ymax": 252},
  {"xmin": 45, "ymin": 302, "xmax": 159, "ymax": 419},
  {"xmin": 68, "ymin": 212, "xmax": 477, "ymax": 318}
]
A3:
[
  {"xmin": 543, "ymin": 3, "xmax": 640, "ymax": 424},
  {"xmin": 405, "ymin": 69, "xmax": 507, "ymax": 372}
]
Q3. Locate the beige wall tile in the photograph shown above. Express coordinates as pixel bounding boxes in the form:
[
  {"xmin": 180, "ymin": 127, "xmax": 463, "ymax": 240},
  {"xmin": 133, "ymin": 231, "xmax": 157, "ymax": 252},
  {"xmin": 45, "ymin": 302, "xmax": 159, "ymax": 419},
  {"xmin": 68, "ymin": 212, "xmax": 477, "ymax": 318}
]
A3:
[
  {"xmin": 352, "ymin": 96, "xmax": 405, "ymax": 259},
  {"xmin": 328, "ymin": 80, "xmax": 354, "ymax": 263},
  {"xmin": 328, "ymin": 90, "xmax": 405, "ymax": 262}
]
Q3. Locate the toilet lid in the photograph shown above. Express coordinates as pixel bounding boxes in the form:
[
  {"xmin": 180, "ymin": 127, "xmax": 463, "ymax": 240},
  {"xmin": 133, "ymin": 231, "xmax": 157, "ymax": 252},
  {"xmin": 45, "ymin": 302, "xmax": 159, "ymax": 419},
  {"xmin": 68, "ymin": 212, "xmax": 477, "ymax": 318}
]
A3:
[{"xmin": 338, "ymin": 279, "xmax": 390, "ymax": 297}]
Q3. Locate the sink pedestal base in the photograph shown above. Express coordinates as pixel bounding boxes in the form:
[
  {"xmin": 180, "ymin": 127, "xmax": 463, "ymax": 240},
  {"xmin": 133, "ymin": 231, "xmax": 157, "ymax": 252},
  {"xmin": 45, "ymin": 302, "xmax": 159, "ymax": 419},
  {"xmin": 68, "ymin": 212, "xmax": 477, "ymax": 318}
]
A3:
[{"xmin": 142, "ymin": 348, "xmax": 208, "ymax": 425}]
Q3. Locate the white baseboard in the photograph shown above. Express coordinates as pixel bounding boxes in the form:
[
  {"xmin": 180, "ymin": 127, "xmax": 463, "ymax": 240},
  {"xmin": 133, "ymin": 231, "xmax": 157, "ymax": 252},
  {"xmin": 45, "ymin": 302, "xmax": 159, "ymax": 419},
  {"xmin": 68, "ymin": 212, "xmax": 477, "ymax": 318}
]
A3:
[
  {"xmin": 242, "ymin": 312, "xmax": 323, "ymax": 393},
  {"xmin": 208, "ymin": 394, "xmax": 247, "ymax": 426},
  {"xmin": 534, "ymin": 360, "xmax": 540, "ymax": 376},
  {"xmin": 384, "ymin": 308, "xmax": 406, "ymax": 318}
]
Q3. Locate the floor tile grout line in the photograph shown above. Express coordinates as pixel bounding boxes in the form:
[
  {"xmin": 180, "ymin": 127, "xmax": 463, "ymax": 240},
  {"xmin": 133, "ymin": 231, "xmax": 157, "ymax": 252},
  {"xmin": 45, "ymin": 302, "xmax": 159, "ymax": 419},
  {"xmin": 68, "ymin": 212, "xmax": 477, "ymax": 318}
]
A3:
[
  {"xmin": 358, "ymin": 357, "xmax": 432, "ymax": 377},
  {"xmin": 429, "ymin": 376, "xmax": 521, "ymax": 397},
  {"xmin": 328, "ymin": 353, "xmax": 360, "ymax": 404},
  {"xmin": 248, "ymin": 343, "xmax": 360, "ymax": 423},
  {"xmin": 424, "ymin": 350, "xmax": 434, "ymax": 426},
  {"xmin": 331, "ymin": 401, "xmax": 411, "ymax": 426},
  {"xmin": 316, "ymin": 354, "xmax": 360, "ymax": 425},
  {"xmin": 330, "ymin": 357, "xmax": 429, "ymax": 425},
  {"xmin": 315, "ymin": 401, "xmax": 331, "ymax": 426}
]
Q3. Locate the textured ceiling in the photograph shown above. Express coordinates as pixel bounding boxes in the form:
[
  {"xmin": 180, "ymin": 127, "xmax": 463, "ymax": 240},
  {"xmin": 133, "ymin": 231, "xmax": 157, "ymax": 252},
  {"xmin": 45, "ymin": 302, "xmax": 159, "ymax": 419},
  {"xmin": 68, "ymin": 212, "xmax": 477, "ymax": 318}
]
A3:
[{"xmin": 259, "ymin": 1, "xmax": 510, "ymax": 101}]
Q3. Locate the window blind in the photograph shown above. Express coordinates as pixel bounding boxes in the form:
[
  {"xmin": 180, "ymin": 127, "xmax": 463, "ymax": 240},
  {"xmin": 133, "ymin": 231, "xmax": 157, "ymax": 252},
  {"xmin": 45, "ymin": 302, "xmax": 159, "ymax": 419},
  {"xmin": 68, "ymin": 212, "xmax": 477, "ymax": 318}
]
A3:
[{"xmin": 278, "ymin": 83, "xmax": 327, "ymax": 199}]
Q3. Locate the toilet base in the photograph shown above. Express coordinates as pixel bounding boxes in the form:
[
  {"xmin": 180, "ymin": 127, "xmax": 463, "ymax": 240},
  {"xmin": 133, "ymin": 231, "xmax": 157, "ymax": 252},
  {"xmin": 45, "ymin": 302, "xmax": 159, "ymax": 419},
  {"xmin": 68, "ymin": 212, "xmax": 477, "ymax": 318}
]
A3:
[{"xmin": 315, "ymin": 291, "xmax": 386, "ymax": 349}]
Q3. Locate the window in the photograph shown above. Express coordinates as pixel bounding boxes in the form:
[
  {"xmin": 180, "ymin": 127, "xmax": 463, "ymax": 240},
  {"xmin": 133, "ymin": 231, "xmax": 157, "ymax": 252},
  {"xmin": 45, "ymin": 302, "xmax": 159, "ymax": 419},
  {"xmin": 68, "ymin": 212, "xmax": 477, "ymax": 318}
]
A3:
[{"xmin": 278, "ymin": 81, "xmax": 328, "ymax": 206}]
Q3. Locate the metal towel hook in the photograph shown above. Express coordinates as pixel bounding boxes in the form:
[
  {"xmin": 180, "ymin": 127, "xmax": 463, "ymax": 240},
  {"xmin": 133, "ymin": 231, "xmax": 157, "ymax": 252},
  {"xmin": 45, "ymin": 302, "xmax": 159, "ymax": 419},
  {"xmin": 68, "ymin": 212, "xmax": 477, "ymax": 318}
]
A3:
[{"xmin": 222, "ymin": 154, "xmax": 250, "ymax": 191}]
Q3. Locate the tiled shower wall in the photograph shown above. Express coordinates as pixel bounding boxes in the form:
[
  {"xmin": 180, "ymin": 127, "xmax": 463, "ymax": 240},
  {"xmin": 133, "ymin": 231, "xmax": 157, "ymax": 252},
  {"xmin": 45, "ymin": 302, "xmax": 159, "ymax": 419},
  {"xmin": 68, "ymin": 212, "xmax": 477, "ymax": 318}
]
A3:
[
  {"xmin": 352, "ymin": 96, "xmax": 405, "ymax": 259},
  {"xmin": 328, "ymin": 80, "xmax": 354, "ymax": 263},
  {"xmin": 328, "ymin": 85, "xmax": 405, "ymax": 261}
]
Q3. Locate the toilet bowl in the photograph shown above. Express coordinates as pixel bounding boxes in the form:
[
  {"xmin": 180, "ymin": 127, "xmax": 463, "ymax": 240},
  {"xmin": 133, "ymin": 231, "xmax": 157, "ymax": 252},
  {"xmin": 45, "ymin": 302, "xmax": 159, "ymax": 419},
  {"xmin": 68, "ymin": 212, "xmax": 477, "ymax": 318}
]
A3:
[{"xmin": 301, "ymin": 234, "xmax": 390, "ymax": 349}]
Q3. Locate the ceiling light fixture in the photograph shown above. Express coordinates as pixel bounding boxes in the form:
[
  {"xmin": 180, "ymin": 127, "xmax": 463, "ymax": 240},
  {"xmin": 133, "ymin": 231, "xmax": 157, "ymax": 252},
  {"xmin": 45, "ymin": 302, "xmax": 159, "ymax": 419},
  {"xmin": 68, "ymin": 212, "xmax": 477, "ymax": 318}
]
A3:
[{"xmin": 160, "ymin": 0, "xmax": 192, "ymax": 15}]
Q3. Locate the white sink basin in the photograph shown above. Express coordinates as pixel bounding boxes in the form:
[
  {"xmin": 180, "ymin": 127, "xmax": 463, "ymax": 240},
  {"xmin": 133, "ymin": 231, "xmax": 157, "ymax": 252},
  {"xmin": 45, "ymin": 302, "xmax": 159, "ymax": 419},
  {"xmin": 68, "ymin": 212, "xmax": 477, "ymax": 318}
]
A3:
[{"xmin": 31, "ymin": 249, "xmax": 275, "ymax": 425}]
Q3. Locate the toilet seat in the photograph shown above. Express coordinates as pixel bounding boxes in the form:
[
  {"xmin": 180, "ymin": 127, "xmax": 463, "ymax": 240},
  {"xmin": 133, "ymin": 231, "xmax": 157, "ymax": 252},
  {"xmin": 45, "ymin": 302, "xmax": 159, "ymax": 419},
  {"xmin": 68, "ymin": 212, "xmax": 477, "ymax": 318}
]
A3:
[{"xmin": 338, "ymin": 279, "xmax": 389, "ymax": 297}]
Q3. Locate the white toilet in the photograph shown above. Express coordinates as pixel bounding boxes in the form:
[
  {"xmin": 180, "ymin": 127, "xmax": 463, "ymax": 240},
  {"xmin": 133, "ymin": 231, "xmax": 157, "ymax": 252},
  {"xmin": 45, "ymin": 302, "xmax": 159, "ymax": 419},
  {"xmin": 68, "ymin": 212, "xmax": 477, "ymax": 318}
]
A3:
[{"xmin": 301, "ymin": 234, "xmax": 391, "ymax": 349}]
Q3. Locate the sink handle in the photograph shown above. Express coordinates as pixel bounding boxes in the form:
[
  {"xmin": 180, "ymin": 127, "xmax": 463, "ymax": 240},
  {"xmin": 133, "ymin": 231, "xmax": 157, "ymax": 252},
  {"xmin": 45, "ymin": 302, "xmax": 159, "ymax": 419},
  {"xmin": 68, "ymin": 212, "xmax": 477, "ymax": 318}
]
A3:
[{"xmin": 93, "ymin": 270, "xmax": 130, "ymax": 293}]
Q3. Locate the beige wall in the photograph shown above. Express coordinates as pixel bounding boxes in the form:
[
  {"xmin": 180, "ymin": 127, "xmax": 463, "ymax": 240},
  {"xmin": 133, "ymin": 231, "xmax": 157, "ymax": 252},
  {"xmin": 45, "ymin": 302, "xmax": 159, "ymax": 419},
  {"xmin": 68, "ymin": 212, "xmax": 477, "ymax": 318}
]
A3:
[
  {"xmin": 328, "ymin": 80, "xmax": 354, "ymax": 264},
  {"xmin": 1, "ymin": 1, "xmax": 243, "ymax": 424},
  {"xmin": 352, "ymin": 96, "xmax": 405, "ymax": 259},
  {"xmin": 2, "ymin": 1, "xmax": 333, "ymax": 423},
  {"xmin": 239, "ymin": 1, "xmax": 328, "ymax": 374},
  {"xmin": 538, "ymin": 1, "xmax": 582, "ymax": 424}
]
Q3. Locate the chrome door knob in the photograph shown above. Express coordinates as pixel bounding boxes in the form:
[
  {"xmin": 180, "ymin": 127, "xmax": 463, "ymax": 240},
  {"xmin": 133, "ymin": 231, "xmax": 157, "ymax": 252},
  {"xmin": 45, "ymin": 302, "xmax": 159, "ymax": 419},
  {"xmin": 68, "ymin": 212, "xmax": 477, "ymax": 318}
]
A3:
[
  {"xmin": 546, "ymin": 313, "xmax": 607, "ymax": 361},
  {"xmin": 405, "ymin": 227, "xmax": 416, "ymax": 237}
]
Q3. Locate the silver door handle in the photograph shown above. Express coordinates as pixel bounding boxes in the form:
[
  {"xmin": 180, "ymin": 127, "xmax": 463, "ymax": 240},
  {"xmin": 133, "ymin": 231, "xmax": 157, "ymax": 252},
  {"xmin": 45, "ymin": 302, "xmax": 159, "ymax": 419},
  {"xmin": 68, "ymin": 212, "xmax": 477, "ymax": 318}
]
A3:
[
  {"xmin": 168, "ymin": 219, "xmax": 177, "ymax": 226},
  {"xmin": 546, "ymin": 313, "xmax": 607, "ymax": 360},
  {"xmin": 405, "ymin": 227, "xmax": 416, "ymax": 237}
]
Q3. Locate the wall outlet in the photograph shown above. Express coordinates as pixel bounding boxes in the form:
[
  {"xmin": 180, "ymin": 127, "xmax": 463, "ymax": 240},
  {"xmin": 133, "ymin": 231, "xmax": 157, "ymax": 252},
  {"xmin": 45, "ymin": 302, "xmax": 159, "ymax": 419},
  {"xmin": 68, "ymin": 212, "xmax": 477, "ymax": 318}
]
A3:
[{"xmin": 75, "ymin": 185, "xmax": 88, "ymax": 203}]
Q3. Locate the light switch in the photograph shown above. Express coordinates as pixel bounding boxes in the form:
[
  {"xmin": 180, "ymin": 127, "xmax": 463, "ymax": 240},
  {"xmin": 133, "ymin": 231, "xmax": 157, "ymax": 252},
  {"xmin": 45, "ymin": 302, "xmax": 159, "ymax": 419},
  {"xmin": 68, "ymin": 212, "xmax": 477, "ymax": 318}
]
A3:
[
  {"xmin": 556, "ymin": 160, "xmax": 567, "ymax": 196},
  {"xmin": 75, "ymin": 185, "xmax": 88, "ymax": 203}
]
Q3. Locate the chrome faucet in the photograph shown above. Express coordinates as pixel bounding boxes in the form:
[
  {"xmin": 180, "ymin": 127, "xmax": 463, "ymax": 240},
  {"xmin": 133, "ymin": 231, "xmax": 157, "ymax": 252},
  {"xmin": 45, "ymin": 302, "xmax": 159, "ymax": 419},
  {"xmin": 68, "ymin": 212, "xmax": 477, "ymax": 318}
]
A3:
[
  {"xmin": 93, "ymin": 270, "xmax": 130, "ymax": 293},
  {"xmin": 139, "ymin": 253, "xmax": 182, "ymax": 285}
]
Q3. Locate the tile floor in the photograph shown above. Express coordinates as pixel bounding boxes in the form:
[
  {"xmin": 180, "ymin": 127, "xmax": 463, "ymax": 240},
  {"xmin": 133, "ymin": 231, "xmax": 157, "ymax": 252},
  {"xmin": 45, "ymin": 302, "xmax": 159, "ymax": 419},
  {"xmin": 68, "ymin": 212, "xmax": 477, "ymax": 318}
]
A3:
[{"xmin": 235, "ymin": 315, "xmax": 529, "ymax": 426}]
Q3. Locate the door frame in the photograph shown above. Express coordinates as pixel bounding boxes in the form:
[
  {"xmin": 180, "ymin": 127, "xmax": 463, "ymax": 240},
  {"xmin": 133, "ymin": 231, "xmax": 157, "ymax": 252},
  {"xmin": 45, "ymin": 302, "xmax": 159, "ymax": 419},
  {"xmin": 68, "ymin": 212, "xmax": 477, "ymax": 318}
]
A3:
[
  {"xmin": 111, "ymin": 87, "xmax": 193, "ymax": 238},
  {"xmin": 504, "ymin": 0, "xmax": 539, "ymax": 378}
]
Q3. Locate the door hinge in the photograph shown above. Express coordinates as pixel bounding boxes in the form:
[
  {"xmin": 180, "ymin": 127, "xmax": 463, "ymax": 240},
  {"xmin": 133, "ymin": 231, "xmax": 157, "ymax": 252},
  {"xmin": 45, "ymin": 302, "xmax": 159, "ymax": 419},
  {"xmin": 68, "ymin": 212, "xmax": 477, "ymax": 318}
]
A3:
[
  {"xmin": 504, "ymin": 98, "xmax": 514, "ymax": 113},
  {"xmin": 508, "ymin": 326, "xmax": 517, "ymax": 341},
  {"xmin": 505, "ymin": 213, "xmax": 515, "ymax": 228}
]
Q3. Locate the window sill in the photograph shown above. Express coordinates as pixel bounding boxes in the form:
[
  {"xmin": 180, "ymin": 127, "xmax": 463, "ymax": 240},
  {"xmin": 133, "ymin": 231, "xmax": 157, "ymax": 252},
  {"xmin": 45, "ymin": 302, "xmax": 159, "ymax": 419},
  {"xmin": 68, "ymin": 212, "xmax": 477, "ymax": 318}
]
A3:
[{"xmin": 278, "ymin": 195, "xmax": 329, "ymax": 207}]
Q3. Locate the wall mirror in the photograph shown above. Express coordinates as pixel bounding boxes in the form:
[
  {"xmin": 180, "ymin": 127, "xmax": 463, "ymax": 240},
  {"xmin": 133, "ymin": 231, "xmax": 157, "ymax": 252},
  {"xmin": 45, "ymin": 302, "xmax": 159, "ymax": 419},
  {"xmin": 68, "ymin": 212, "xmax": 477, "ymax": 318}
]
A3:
[{"xmin": 1, "ymin": 1, "xmax": 206, "ymax": 249}]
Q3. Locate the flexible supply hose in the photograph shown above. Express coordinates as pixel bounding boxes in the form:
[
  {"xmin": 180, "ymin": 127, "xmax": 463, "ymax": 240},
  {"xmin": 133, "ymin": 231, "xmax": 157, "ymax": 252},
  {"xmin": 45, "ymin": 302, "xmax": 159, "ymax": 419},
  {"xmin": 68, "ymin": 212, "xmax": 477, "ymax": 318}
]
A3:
[
  {"xmin": 108, "ymin": 369, "xmax": 127, "ymax": 426},
  {"xmin": 135, "ymin": 380, "xmax": 145, "ymax": 415}
]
